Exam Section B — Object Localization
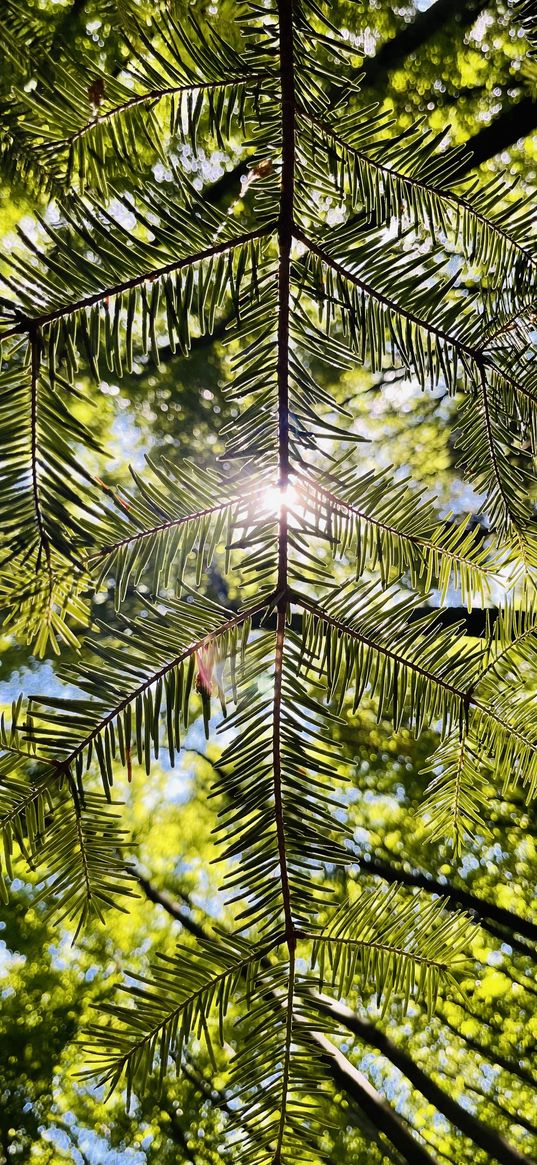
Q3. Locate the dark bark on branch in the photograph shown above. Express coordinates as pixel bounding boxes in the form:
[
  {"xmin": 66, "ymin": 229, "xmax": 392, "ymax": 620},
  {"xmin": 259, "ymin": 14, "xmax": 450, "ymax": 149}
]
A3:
[
  {"xmin": 503, "ymin": 966, "xmax": 537, "ymax": 1000},
  {"xmin": 249, "ymin": 605, "xmax": 519, "ymax": 638},
  {"xmin": 310, "ymin": 1030, "xmax": 440, "ymax": 1165},
  {"xmin": 478, "ymin": 918, "xmax": 537, "ymax": 961},
  {"xmin": 311, "ymin": 994, "xmax": 536, "ymax": 1165},
  {"xmin": 358, "ymin": 854, "xmax": 537, "ymax": 945},
  {"xmin": 455, "ymin": 97, "xmax": 537, "ymax": 176},
  {"xmin": 51, "ymin": 0, "xmax": 88, "ymax": 51},
  {"xmin": 439, "ymin": 1014, "xmax": 537, "ymax": 1091},
  {"xmin": 441, "ymin": 1070, "xmax": 537, "ymax": 1138},
  {"xmin": 204, "ymin": 160, "xmax": 246, "ymax": 206},
  {"xmin": 133, "ymin": 870, "xmax": 206, "ymax": 941},
  {"xmin": 359, "ymin": 0, "xmax": 488, "ymax": 90},
  {"xmin": 133, "ymin": 868, "xmax": 440, "ymax": 1165}
]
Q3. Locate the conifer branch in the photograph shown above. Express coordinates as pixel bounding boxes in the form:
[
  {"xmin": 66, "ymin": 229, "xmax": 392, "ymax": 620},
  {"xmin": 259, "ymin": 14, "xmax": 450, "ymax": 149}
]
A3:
[
  {"xmin": 273, "ymin": 0, "xmax": 297, "ymax": 969},
  {"xmin": 297, "ymin": 229, "xmax": 478, "ymax": 355},
  {"xmin": 87, "ymin": 499, "xmax": 239, "ymax": 565},
  {"xmin": 29, "ymin": 327, "xmax": 51, "ymax": 572},
  {"xmin": 296, "ymin": 593, "xmax": 467, "ymax": 702},
  {"xmin": 0, "ymin": 769, "xmax": 56, "ymax": 831},
  {"xmin": 299, "ymin": 929, "xmax": 461, "ymax": 970},
  {"xmin": 298, "ymin": 109, "xmax": 537, "ymax": 273},
  {"xmin": 3, "ymin": 1, "xmax": 537, "ymax": 1156},
  {"xmin": 300, "ymin": 474, "xmax": 495, "ymax": 580},
  {"xmin": 62, "ymin": 598, "xmax": 269, "ymax": 773},
  {"xmin": 270, "ymin": 8, "xmax": 298, "ymax": 1152},
  {"xmin": 481, "ymin": 301, "xmax": 537, "ymax": 348},
  {"xmin": 137, "ymin": 868, "xmax": 534, "ymax": 1165},
  {"xmin": 2, "ymin": 228, "xmax": 274, "ymax": 338},
  {"xmin": 297, "ymin": 592, "xmax": 537, "ymax": 762},
  {"xmin": 477, "ymin": 620, "xmax": 537, "ymax": 690},
  {"xmin": 64, "ymin": 74, "xmax": 267, "ymax": 151},
  {"xmin": 85, "ymin": 940, "xmax": 280, "ymax": 1090},
  {"xmin": 297, "ymin": 232, "xmax": 537, "ymax": 406}
]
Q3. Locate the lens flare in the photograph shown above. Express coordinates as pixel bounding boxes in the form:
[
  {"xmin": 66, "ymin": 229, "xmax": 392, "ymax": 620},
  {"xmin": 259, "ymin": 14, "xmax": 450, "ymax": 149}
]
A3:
[{"xmin": 261, "ymin": 483, "xmax": 298, "ymax": 516}]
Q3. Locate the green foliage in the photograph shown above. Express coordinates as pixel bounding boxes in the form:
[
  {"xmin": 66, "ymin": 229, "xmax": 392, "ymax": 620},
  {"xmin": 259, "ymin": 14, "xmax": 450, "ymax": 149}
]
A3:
[
  {"xmin": 0, "ymin": 1, "xmax": 536, "ymax": 1162},
  {"xmin": 312, "ymin": 883, "xmax": 475, "ymax": 1015}
]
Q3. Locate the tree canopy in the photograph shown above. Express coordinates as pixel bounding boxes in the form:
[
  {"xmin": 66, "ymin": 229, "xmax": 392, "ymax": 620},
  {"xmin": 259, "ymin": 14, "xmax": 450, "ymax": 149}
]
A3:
[{"xmin": 0, "ymin": 2, "xmax": 536, "ymax": 1163}]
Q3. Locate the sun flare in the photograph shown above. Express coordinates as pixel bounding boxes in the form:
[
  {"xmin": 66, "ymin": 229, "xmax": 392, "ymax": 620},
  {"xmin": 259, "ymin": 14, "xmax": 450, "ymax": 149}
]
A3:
[{"xmin": 261, "ymin": 482, "xmax": 298, "ymax": 516}]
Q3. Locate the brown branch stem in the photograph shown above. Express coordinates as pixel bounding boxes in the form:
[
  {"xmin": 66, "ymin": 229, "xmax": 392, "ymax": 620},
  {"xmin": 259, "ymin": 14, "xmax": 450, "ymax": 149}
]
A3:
[
  {"xmin": 29, "ymin": 327, "xmax": 51, "ymax": 572},
  {"xmin": 63, "ymin": 598, "xmax": 269, "ymax": 771},
  {"xmin": 65, "ymin": 74, "xmax": 267, "ymax": 149},
  {"xmin": 3, "ymin": 228, "xmax": 274, "ymax": 339},
  {"xmin": 298, "ymin": 109, "xmax": 537, "ymax": 273}
]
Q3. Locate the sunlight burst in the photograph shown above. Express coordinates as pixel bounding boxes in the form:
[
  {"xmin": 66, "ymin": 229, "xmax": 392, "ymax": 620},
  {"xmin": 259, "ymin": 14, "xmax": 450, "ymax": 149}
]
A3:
[{"xmin": 261, "ymin": 482, "xmax": 298, "ymax": 516}]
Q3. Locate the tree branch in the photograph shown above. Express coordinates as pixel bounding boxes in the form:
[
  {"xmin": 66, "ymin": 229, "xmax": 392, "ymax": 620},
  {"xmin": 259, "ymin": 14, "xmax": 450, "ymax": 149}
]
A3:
[
  {"xmin": 61, "ymin": 597, "xmax": 269, "ymax": 772},
  {"xmin": 135, "ymin": 866, "xmax": 537, "ymax": 1165},
  {"xmin": 357, "ymin": 854, "xmax": 537, "ymax": 945},
  {"xmin": 64, "ymin": 75, "xmax": 266, "ymax": 151},
  {"xmin": 455, "ymin": 97, "xmax": 537, "ymax": 177},
  {"xmin": 358, "ymin": 0, "xmax": 488, "ymax": 90},
  {"xmin": 272, "ymin": 10, "xmax": 298, "ymax": 1153},
  {"xmin": 134, "ymin": 867, "xmax": 440, "ymax": 1165},
  {"xmin": 309, "ymin": 1029, "xmax": 441, "ymax": 1165},
  {"xmin": 87, "ymin": 497, "xmax": 241, "ymax": 567},
  {"xmin": 311, "ymin": 993, "xmax": 536, "ymax": 1165},
  {"xmin": 300, "ymin": 474, "xmax": 494, "ymax": 585},
  {"xmin": 2, "ymin": 228, "xmax": 274, "ymax": 339},
  {"xmin": 298, "ymin": 109, "xmax": 537, "ymax": 273},
  {"xmin": 296, "ymin": 594, "xmax": 537, "ymax": 760},
  {"xmin": 297, "ymin": 233, "xmax": 537, "ymax": 407},
  {"xmin": 296, "ymin": 593, "xmax": 469, "ymax": 702},
  {"xmin": 132, "ymin": 870, "xmax": 206, "ymax": 941},
  {"xmin": 439, "ymin": 1013, "xmax": 537, "ymax": 1091},
  {"xmin": 296, "ymin": 229, "xmax": 479, "ymax": 361}
]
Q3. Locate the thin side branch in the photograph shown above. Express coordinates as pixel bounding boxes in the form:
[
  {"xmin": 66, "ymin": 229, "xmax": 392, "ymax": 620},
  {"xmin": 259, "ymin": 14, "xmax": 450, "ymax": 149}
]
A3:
[
  {"xmin": 298, "ymin": 930, "xmax": 460, "ymax": 970},
  {"xmin": 296, "ymin": 229, "xmax": 479, "ymax": 359},
  {"xmin": 2, "ymin": 228, "xmax": 275, "ymax": 338},
  {"xmin": 296, "ymin": 593, "xmax": 468, "ymax": 702},
  {"xmin": 64, "ymin": 74, "xmax": 269, "ymax": 150},
  {"xmin": 299, "ymin": 109, "xmax": 537, "ymax": 272},
  {"xmin": 296, "ymin": 593, "xmax": 537, "ymax": 758},
  {"xmin": 297, "ymin": 232, "xmax": 537, "ymax": 405},
  {"xmin": 301, "ymin": 474, "xmax": 493, "ymax": 578},
  {"xmin": 87, "ymin": 498, "xmax": 240, "ymax": 565},
  {"xmin": 64, "ymin": 598, "xmax": 269, "ymax": 770}
]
